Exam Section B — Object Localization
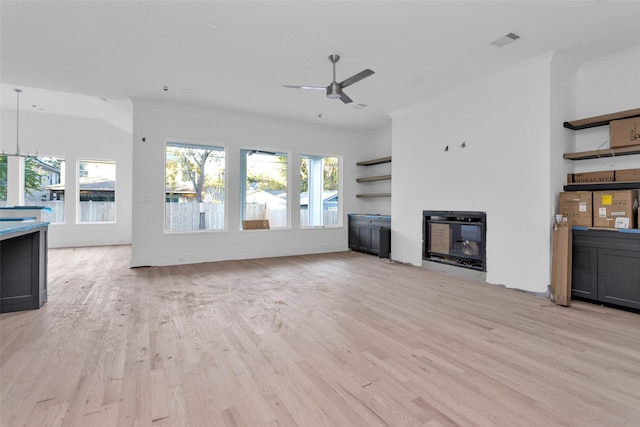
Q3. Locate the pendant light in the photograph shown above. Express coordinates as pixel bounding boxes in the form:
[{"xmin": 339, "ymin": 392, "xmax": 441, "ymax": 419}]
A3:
[{"xmin": 2, "ymin": 88, "xmax": 37, "ymax": 158}]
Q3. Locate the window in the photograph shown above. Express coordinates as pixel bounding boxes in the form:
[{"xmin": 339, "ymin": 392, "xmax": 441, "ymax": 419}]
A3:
[
  {"xmin": 300, "ymin": 155, "xmax": 340, "ymax": 227},
  {"xmin": 78, "ymin": 159, "xmax": 116, "ymax": 223},
  {"xmin": 0, "ymin": 155, "xmax": 7, "ymax": 207},
  {"xmin": 24, "ymin": 156, "xmax": 65, "ymax": 223},
  {"xmin": 165, "ymin": 142, "xmax": 225, "ymax": 231},
  {"xmin": 240, "ymin": 150, "xmax": 288, "ymax": 229}
]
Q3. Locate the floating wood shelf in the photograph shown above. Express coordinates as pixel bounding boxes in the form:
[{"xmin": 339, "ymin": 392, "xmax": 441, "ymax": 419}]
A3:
[
  {"xmin": 564, "ymin": 181, "xmax": 640, "ymax": 191},
  {"xmin": 356, "ymin": 156, "xmax": 392, "ymax": 166},
  {"xmin": 563, "ymin": 145, "xmax": 640, "ymax": 160},
  {"xmin": 356, "ymin": 193, "xmax": 391, "ymax": 198},
  {"xmin": 563, "ymin": 107, "xmax": 640, "ymax": 130},
  {"xmin": 356, "ymin": 175, "xmax": 391, "ymax": 183}
]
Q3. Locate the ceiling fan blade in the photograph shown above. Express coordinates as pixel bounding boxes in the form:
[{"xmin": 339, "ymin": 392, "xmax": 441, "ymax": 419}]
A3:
[
  {"xmin": 339, "ymin": 69, "xmax": 374, "ymax": 88},
  {"xmin": 283, "ymin": 84, "xmax": 326, "ymax": 90},
  {"xmin": 340, "ymin": 91, "xmax": 353, "ymax": 104}
]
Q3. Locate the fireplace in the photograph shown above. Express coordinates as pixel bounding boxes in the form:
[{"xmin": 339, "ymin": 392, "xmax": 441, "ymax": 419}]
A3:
[{"xmin": 423, "ymin": 211, "xmax": 486, "ymax": 272}]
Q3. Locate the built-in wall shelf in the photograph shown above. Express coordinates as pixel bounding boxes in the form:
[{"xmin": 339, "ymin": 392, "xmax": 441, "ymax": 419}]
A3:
[
  {"xmin": 563, "ymin": 145, "xmax": 640, "ymax": 160},
  {"xmin": 356, "ymin": 175, "xmax": 391, "ymax": 183},
  {"xmin": 356, "ymin": 156, "xmax": 392, "ymax": 199},
  {"xmin": 356, "ymin": 156, "xmax": 392, "ymax": 166},
  {"xmin": 564, "ymin": 181, "xmax": 640, "ymax": 192},
  {"xmin": 563, "ymin": 107, "xmax": 640, "ymax": 130},
  {"xmin": 356, "ymin": 193, "xmax": 391, "ymax": 198}
]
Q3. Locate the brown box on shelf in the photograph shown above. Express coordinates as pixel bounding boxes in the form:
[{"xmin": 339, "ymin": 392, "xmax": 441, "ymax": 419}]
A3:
[
  {"xmin": 592, "ymin": 190, "xmax": 638, "ymax": 229},
  {"xmin": 610, "ymin": 117, "xmax": 640, "ymax": 148},
  {"xmin": 567, "ymin": 171, "xmax": 614, "ymax": 183},
  {"xmin": 615, "ymin": 168, "xmax": 640, "ymax": 182},
  {"xmin": 558, "ymin": 191, "xmax": 593, "ymax": 227}
]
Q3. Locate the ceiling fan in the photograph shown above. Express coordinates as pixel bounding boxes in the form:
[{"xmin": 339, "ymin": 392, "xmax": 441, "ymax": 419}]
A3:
[{"xmin": 283, "ymin": 54, "xmax": 374, "ymax": 104}]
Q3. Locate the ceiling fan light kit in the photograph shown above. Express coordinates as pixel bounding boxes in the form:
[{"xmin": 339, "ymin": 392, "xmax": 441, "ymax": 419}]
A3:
[{"xmin": 284, "ymin": 54, "xmax": 374, "ymax": 104}]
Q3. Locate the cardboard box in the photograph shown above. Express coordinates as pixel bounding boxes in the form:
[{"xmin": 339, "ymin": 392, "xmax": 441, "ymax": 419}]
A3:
[
  {"xmin": 567, "ymin": 171, "xmax": 614, "ymax": 183},
  {"xmin": 551, "ymin": 222, "xmax": 572, "ymax": 307},
  {"xmin": 592, "ymin": 190, "xmax": 638, "ymax": 229},
  {"xmin": 610, "ymin": 117, "xmax": 640, "ymax": 148},
  {"xmin": 558, "ymin": 191, "xmax": 593, "ymax": 227},
  {"xmin": 242, "ymin": 219, "xmax": 270, "ymax": 230},
  {"xmin": 615, "ymin": 168, "xmax": 640, "ymax": 182},
  {"xmin": 429, "ymin": 223, "xmax": 450, "ymax": 254}
]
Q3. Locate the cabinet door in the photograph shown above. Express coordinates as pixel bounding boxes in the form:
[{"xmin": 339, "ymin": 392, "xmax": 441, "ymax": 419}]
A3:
[
  {"xmin": 358, "ymin": 227, "xmax": 372, "ymax": 252},
  {"xmin": 597, "ymin": 248, "xmax": 640, "ymax": 310},
  {"xmin": 378, "ymin": 228, "xmax": 391, "ymax": 259},
  {"xmin": 348, "ymin": 222, "xmax": 360, "ymax": 250},
  {"xmin": 369, "ymin": 228, "xmax": 381, "ymax": 255},
  {"xmin": 571, "ymin": 244, "xmax": 598, "ymax": 301}
]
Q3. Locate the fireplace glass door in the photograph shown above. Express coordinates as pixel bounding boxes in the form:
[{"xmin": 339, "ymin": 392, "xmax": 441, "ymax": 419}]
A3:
[{"xmin": 423, "ymin": 211, "xmax": 486, "ymax": 271}]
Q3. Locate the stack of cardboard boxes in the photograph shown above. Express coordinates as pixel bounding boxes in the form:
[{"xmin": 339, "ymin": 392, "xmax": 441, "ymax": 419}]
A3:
[
  {"xmin": 559, "ymin": 189, "xmax": 638, "ymax": 229},
  {"xmin": 560, "ymin": 117, "xmax": 640, "ymax": 229}
]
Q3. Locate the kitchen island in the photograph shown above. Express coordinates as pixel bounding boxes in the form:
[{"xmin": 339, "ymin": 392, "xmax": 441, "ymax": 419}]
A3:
[{"xmin": 0, "ymin": 220, "xmax": 49, "ymax": 313}]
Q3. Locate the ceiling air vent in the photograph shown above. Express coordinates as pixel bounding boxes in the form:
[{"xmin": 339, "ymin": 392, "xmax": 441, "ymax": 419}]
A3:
[{"xmin": 491, "ymin": 32, "xmax": 520, "ymax": 47}]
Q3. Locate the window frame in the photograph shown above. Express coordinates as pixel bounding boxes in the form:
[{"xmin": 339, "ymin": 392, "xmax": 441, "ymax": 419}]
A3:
[
  {"xmin": 76, "ymin": 158, "xmax": 117, "ymax": 224},
  {"xmin": 164, "ymin": 140, "xmax": 227, "ymax": 234},
  {"xmin": 299, "ymin": 152, "xmax": 342, "ymax": 229},
  {"xmin": 240, "ymin": 148, "xmax": 290, "ymax": 230},
  {"xmin": 23, "ymin": 155, "xmax": 66, "ymax": 224}
]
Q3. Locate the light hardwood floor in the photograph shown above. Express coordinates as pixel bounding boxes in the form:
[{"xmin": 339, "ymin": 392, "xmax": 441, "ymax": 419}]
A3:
[{"xmin": 2, "ymin": 245, "xmax": 640, "ymax": 427}]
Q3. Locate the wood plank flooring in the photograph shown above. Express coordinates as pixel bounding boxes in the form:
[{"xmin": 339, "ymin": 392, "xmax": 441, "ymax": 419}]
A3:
[{"xmin": 2, "ymin": 245, "xmax": 640, "ymax": 426}]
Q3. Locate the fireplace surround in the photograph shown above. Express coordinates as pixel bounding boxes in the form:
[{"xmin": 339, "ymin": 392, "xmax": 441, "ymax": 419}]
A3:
[{"xmin": 423, "ymin": 210, "xmax": 486, "ymax": 272}]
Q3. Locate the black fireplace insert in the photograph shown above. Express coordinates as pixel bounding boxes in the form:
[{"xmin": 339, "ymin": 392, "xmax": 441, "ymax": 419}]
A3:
[{"xmin": 423, "ymin": 210, "xmax": 486, "ymax": 271}]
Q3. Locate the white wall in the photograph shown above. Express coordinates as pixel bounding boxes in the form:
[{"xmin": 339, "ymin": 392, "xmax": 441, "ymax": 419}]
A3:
[
  {"xmin": 1, "ymin": 110, "xmax": 133, "ymax": 248},
  {"xmin": 390, "ymin": 52, "xmax": 564, "ymax": 293},
  {"xmin": 131, "ymin": 101, "xmax": 388, "ymax": 267},
  {"xmin": 354, "ymin": 126, "xmax": 392, "ymax": 216},
  {"xmin": 550, "ymin": 53, "xmax": 578, "ymax": 217},
  {"xmin": 572, "ymin": 45, "xmax": 640, "ymax": 174}
]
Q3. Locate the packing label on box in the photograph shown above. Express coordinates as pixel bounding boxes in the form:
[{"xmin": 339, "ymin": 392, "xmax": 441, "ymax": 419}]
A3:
[
  {"xmin": 615, "ymin": 217, "xmax": 630, "ymax": 229},
  {"xmin": 599, "ymin": 207, "xmax": 607, "ymax": 217},
  {"xmin": 579, "ymin": 202, "xmax": 587, "ymax": 212},
  {"xmin": 601, "ymin": 194, "xmax": 613, "ymax": 205}
]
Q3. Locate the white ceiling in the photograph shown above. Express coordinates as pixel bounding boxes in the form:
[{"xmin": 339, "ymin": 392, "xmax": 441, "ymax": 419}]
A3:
[{"xmin": 2, "ymin": 1, "xmax": 640, "ymax": 131}]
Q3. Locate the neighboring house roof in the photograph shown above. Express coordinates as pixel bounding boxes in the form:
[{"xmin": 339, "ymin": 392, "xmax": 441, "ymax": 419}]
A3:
[
  {"xmin": 30, "ymin": 158, "xmax": 60, "ymax": 175},
  {"xmin": 166, "ymin": 183, "xmax": 196, "ymax": 195},
  {"xmin": 299, "ymin": 191, "xmax": 338, "ymax": 206},
  {"xmin": 263, "ymin": 189, "xmax": 287, "ymax": 200},
  {"xmin": 246, "ymin": 189, "xmax": 286, "ymax": 205},
  {"xmin": 46, "ymin": 177, "xmax": 115, "ymax": 191}
]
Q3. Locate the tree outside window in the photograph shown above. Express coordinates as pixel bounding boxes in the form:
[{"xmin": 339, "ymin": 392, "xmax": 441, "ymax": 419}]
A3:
[
  {"xmin": 165, "ymin": 142, "xmax": 225, "ymax": 231},
  {"xmin": 300, "ymin": 155, "xmax": 339, "ymax": 227},
  {"xmin": 24, "ymin": 156, "xmax": 65, "ymax": 223},
  {"xmin": 0, "ymin": 155, "xmax": 7, "ymax": 206}
]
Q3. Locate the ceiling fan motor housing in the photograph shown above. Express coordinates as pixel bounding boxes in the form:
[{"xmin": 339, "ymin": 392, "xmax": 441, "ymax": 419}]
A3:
[{"xmin": 326, "ymin": 82, "xmax": 342, "ymax": 99}]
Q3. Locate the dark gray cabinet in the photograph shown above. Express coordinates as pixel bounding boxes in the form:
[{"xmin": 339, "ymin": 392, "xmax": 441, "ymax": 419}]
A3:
[
  {"xmin": 1, "ymin": 223, "xmax": 48, "ymax": 313},
  {"xmin": 348, "ymin": 214, "xmax": 391, "ymax": 258},
  {"xmin": 572, "ymin": 229, "xmax": 640, "ymax": 310}
]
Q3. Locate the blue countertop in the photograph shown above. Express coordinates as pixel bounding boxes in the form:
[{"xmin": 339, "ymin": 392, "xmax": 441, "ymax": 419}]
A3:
[
  {"xmin": 0, "ymin": 206, "xmax": 53, "ymax": 212},
  {"xmin": 0, "ymin": 217, "xmax": 36, "ymax": 222},
  {"xmin": 0, "ymin": 221, "xmax": 49, "ymax": 236},
  {"xmin": 573, "ymin": 226, "xmax": 640, "ymax": 234}
]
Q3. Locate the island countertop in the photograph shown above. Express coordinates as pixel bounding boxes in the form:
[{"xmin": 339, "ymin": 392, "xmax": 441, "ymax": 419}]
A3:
[{"xmin": 0, "ymin": 221, "xmax": 50, "ymax": 237}]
